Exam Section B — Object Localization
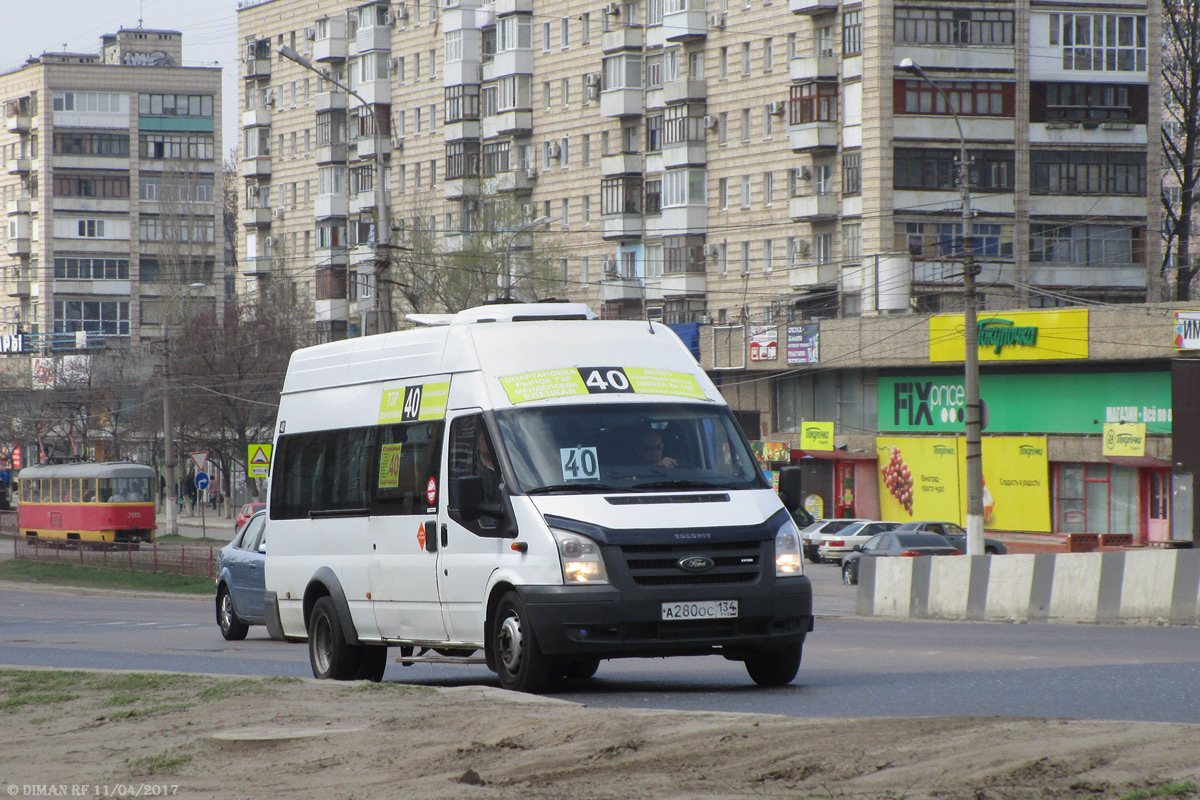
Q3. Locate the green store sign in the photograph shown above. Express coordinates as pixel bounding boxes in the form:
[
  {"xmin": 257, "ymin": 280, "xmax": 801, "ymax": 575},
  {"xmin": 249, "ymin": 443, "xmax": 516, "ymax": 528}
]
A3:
[{"xmin": 878, "ymin": 372, "xmax": 1172, "ymax": 434}]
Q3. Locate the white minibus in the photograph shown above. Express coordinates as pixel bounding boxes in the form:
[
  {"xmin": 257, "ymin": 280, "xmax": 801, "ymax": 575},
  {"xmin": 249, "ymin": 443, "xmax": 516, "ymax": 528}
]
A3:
[{"xmin": 263, "ymin": 303, "xmax": 813, "ymax": 692}]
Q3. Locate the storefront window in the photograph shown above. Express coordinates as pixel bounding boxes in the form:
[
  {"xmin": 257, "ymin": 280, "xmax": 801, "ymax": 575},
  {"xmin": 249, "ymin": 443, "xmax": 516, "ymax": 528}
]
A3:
[{"xmin": 1056, "ymin": 463, "xmax": 1137, "ymax": 535}]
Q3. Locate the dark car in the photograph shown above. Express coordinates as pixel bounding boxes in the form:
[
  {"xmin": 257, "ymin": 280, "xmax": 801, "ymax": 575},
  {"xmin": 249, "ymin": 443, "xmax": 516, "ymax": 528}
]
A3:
[
  {"xmin": 215, "ymin": 511, "xmax": 268, "ymax": 640},
  {"xmin": 839, "ymin": 531, "xmax": 962, "ymax": 585},
  {"xmin": 893, "ymin": 521, "xmax": 1008, "ymax": 555}
]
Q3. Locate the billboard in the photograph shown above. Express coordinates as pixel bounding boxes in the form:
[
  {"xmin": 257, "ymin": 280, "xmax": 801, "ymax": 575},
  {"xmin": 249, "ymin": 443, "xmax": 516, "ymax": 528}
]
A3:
[{"xmin": 930, "ymin": 308, "xmax": 1089, "ymax": 362}]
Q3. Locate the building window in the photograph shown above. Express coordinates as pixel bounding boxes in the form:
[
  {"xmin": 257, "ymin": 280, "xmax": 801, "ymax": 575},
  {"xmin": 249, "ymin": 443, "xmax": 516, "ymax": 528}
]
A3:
[
  {"xmin": 763, "ymin": 37, "xmax": 774, "ymax": 72},
  {"xmin": 1030, "ymin": 150, "xmax": 1146, "ymax": 195},
  {"xmin": 498, "ymin": 14, "xmax": 532, "ymax": 51},
  {"xmin": 663, "ymin": 104, "xmax": 705, "ymax": 144},
  {"xmin": 843, "ymin": 151, "xmax": 861, "ymax": 195},
  {"xmin": 663, "ymin": 168, "xmax": 705, "ymax": 207},
  {"xmin": 1055, "ymin": 464, "xmax": 1138, "ymax": 535},
  {"xmin": 1030, "ymin": 223, "xmax": 1140, "ymax": 265},
  {"xmin": 1049, "ymin": 13, "xmax": 1147, "ymax": 72},
  {"xmin": 664, "ymin": 235, "xmax": 705, "ymax": 274},
  {"xmin": 894, "ymin": 7, "xmax": 1014, "ymax": 46},
  {"xmin": 76, "ymin": 220, "xmax": 106, "ymax": 238},
  {"xmin": 895, "ymin": 80, "xmax": 1013, "ymax": 117},
  {"xmin": 481, "ymin": 141, "xmax": 510, "ymax": 176},
  {"xmin": 843, "ymin": 10, "xmax": 862, "ymax": 55},
  {"xmin": 602, "ymin": 53, "xmax": 643, "ymax": 89},
  {"xmin": 601, "ymin": 176, "xmax": 643, "ymax": 215},
  {"xmin": 54, "ymin": 257, "xmax": 129, "ymax": 280},
  {"xmin": 141, "ymin": 133, "xmax": 214, "ymax": 161},
  {"xmin": 763, "ymin": 171, "xmax": 774, "ymax": 206},
  {"xmin": 843, "ymin": 223, "xmax": 861, "ymax": 262},
  {"xmin": 1033, "ymin": 82, "xmax": 1145, "ymax": 123},
  {"xmin": 789, "ymin": 82, "xmax": 837, "ymax": 124},
  {"xmin": 646, "ymin": 114, "xmax": 663, "ymax": 152},
  {"xmin": 646, "ymin": 55, "xmax": 664, "ymax": 88},
  {"xmin": 894, "ymin": 148, "xmax": 1015, "ymax": 192},
  {"xmin": 54, "ymin": 175, "xmax": 129, "ymax": 198},
  {"xmin": 445, "ymin": 84, "xmax": 480, "ymax": 122},
  {"xmin": 52, "ymin": 132, "xmax": 129, "ymax": 157},
  {"xmin": 54, "ymin": 300, "xmax": 130, "ymax": 336},
  {"xmin": 663, "ymin": 296, "xmax": 706, "ymax": 324},
  {"xmin": 645, "ymin": 179, "xmax": 662, "ymax": 215}
]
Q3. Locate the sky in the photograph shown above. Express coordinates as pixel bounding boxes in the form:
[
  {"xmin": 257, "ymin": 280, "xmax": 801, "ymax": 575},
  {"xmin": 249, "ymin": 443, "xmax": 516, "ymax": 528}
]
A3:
[{"xmin": 0, "ymin": 0, "xmax": 240, "ymax": 151}]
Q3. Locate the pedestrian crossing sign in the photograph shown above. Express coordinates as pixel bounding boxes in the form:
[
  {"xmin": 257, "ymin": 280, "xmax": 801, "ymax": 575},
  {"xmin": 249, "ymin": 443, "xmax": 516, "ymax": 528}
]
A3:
[{"xmin": 248, "ymin": 444, "xmax": 273, "ymax": 478}]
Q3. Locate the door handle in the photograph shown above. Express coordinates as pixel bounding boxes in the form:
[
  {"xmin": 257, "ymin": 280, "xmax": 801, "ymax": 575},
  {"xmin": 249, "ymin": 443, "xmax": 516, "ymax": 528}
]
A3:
[
  {"xmin": 440, "ymin": 523, "xmax": 448, "ymax": 549},
  {"xmin": 423, "ymin": 520, "xmax": 437, "ymax": 553}
]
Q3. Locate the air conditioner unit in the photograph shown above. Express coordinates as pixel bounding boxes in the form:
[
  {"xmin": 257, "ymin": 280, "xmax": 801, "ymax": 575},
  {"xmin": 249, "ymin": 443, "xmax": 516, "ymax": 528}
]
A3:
[
  {"xmin": 710, "ymin": 12, "xmax": 725, "ymax": 28},
  {"xmin": 389, "ymin": 57, "xmax": 401, "ymax": 73},
  {"xmin": 525, "ymin": 167, "xmax": 539, "ymax": 180},
  {"xmin": 797, "ymin": 241, "xmax": 811, "ymax": 256},
  {"xmin": 548, "ymin": 142, "xmax": 561, "ymax": 158},
  {"xmin": 602, "ymin": 257, "xmax": 618, "ymax": 277},
  {"xmin": 395, "ymin": 3, "xmax": 409, "ymax": 22},
  {"xmin": 586, "ymin": 85, "xmax": 600, "ymax": 101},
  {"xmin": 703, "ymin": 115, "xmax": 719, "ymax": 130},
  {"xmin": 305, "ymin": 27, "xmax": 316, "ymax": 41},
  {"xmin": 390, "ymin": 136, "xmax": 402, "ymax": 149},
  {"xmin": 799, "ymin": 166, "xmax": 812, "ymax": 181},
  {"xmin": 585, "ymin": 73, "xmax": 601, "ymax": 87},
  {"xmin": 768, "ymin": 101, "xmax": 785, "ymax": 116},
  {"xmin": 704, "ymin": 244, "xmax": 721, "ymax": 257},
  {"xmin": 273, "ymin": 207, "xmax": 286, "ymax": 219},
  {"xmin": 265, "ymin": 236, "xmax": 276, "ymax": 248},
  {"xmin": 264, "ymin": 90, "xmax": 276, "ymax": 106},
  {"xmin": 604, "ymin": 2, "xmax": 621, "ymax": 15}
]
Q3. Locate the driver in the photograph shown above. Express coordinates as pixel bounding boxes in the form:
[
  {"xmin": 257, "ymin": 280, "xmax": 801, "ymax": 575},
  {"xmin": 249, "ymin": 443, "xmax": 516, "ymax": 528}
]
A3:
[{"xmin": 636, "ymin": 428, "xmax": 677, "ymax": 468}]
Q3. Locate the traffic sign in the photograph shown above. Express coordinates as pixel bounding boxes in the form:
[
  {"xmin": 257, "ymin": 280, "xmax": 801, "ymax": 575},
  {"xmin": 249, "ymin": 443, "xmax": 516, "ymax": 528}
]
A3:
[
  {"xmin": 248, "ymin": 444, "xmax": 272, "ymax": 479},
  {"xmin": 190, "ymin": 451, "xmax": 208, "ymax": 472},
  {"xmin": 195, "ymin": 472, "xmax": 210, "ymax": 491}
]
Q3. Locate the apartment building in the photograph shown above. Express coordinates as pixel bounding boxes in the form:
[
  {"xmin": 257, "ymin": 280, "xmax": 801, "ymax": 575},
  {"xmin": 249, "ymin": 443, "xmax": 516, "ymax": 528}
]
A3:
[{"xmin": 0, "ymin": 28, "xmax": 224, "ymax": 352}]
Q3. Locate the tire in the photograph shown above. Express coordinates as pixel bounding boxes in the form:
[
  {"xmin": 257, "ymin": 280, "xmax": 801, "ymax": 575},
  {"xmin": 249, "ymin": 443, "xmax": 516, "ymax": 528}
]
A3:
[
  {"xmin": 492, "ymin": 591, "xmax": 552, "ymax": 693},
  {"xmin": 842, "ymin": 561, "xmax": 857, "ymax": 586},
  {"xmin": 985, "ymin": 547, "xmax": 999, "ymax": 555},
  {"xmin": 308, "ymin": 596, "xmax": 362, "ymax": 680},
  {"xmin": 561, "ymin": 657, "xmax": 600, "ymax": 680},
  {"xmin": 745, "ymin": 645, "xmax": 802, "ymax": 687},
  {"xmin": 354, "ymin": 645, "xmax": 388, "ymax": 682},
  {"xmin": 216, "ymin": 586, "xmax": 249, "ymax": 641}
]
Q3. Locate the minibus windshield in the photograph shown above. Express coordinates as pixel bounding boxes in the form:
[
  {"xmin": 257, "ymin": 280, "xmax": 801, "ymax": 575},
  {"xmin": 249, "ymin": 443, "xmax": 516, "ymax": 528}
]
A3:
[{"xmin": 493, "ymin": 402, "xmax": 767, "ymax": 494}]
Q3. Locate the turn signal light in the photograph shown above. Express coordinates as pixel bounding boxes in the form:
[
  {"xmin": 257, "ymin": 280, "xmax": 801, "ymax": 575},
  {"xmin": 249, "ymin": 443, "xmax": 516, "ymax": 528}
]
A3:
[
  {"xmin": 828, "ymin": 539, "xmax": 844, "ymax": 547},
  {"xmin": 899, "ymin": 550, "xmax": 926, "ymax": 557}
]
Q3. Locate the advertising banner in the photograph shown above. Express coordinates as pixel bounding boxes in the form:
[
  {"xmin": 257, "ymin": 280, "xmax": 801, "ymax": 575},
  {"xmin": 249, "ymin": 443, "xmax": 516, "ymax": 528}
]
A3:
[
  {"xmin": 750, "ymin": 441, "xmax": 790, "ymax": 463},
  {"xmin": 967, "ymin": 437, "xmax": 1052, "ymax": 533},
  {"xmin": 1174, "ymin": 311, "xmax": 1200, "ymax": 350},
  {"xmin": 800, "ymin": 421, "xmax": 834, "ymax": 451},
  {"xmin": 875, "ymin": 437, "xmax": 961, "ymax": 521},
  {"xmin": 786, "ymin": 324, "xmax": 820, "ymax": 364},
  {"xmin": 930, "ymin": 308, "xmax": 1089, "ymax": 362},
  {"xmin": 1102, "ymin": 423, "xmax": 1146, "ymax": 457},
  {"xmin": 749, "ymin": 326, "xmax": 778, "ymax": 361},
  {"xmin": 878, "ymin": 372, "xmax": 1171, "ymax": 435}
]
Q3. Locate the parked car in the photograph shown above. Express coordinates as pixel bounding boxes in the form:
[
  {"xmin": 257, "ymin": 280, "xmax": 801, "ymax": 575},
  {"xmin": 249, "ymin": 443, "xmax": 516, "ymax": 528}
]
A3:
[
  {"xmin": 840, "ymin": 531, "xmax": 963, "ymax": 585},
  {"xmin": 893, "ymin": 521, "xmax": 1008, "ymax": 555},
  {"xmin": 798, "ymin": 518, "xmax": 873, "ymax": 563},
  {"xmin": 235, "ymin": 501, "xmax": 266, "ymax": 530},
  {"xmin": 817, "ymin": 520, "xmax": 902, "ymax": 563},
  {"xmin": 215, "ymin": 511, "xmax": 268, "ymax": 640}
]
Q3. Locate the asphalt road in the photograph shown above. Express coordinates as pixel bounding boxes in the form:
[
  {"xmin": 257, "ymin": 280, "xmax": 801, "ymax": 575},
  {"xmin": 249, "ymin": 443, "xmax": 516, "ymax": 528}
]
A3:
[{"xmin": 1, "ymin": 575, "xmax": 1197, "ymax": 723}]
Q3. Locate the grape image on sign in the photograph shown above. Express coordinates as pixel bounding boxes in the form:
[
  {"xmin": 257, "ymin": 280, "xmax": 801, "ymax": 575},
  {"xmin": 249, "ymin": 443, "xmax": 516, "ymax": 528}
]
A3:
[{"xmin": 882, "ymin": 445, "xmax": 913, "ymax": 515}]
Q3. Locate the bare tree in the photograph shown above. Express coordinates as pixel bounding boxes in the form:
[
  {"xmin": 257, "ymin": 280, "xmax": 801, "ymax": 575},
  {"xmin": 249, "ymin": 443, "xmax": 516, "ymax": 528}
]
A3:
[{"xmin": 1163, "ymin": 0, "xmax": 1200, "ymax": 300}]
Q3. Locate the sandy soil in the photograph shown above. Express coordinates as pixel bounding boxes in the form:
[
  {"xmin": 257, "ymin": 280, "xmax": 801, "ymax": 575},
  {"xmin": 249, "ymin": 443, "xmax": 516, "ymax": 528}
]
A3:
[{"xmin": 1, "ymin": 670, "xmax": 1198, "ymax": 800}]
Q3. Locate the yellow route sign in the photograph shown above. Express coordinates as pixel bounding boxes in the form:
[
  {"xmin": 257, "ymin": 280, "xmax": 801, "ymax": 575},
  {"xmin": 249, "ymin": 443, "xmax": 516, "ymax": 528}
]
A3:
[{"xmin": 248, "ymin": 444, "xmax": 273, "ymax": 479}]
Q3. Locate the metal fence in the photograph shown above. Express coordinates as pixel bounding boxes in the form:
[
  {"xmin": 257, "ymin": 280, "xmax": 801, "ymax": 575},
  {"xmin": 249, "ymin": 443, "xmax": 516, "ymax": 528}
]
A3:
[{"xmin": 12, "ymin": 535, "xmax": 218, "ymax": 579}]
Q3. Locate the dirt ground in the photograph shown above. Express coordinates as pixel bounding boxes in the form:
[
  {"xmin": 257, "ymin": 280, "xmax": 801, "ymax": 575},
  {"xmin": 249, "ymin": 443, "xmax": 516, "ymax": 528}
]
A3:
[{"xmin": 1, "ymin": 670, "xmax": 1198, "ymax": 800}]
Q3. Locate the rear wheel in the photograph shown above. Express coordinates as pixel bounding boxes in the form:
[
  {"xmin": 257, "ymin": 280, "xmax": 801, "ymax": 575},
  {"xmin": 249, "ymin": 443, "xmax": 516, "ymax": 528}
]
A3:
[
  {"xmin": 492, "ymin": 591, "xmax": 551, "ymax": 693},
  {"xmin": 308, "ymin": 596, "xmax": 361, "ymax": 680},
  {"xmin": 745, "ymin": 645, "xmax": 802, "ymax": 687},
  {"xmin": 216, "ymin": 586, "xmax": 248, "ymax": 641}
]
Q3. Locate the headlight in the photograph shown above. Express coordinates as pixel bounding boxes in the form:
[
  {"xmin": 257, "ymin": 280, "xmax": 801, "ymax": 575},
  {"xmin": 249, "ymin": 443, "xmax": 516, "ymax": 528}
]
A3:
[
  {"xmin": 775, "ymin": 518, "xmax": 804, "ymax": 577},
  {"xmin": 551, "ymin": 529, "xmax": 609, "ymax": 585}
]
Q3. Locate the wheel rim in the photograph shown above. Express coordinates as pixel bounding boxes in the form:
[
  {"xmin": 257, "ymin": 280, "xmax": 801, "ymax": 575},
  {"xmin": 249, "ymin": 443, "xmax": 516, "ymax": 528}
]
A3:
[
  {"xmin": 497, "ymin": 611, "xmax": 524, "ymax": 674},
  {"xmin": 843, "ymin": 565, "xmax": 853, "ymax": 584},
  {"xmin": 219, "ymin": 592, "xmax": 233, "ymax": 632},
  {"xmin": 312, "ymin": 612, "xmax": 333, "ymax": 676}
]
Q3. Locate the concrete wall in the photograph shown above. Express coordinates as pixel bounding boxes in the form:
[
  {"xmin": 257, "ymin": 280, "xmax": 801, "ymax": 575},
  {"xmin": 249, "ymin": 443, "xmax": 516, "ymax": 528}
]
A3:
[{"xmin": 857, "ymin": 549, "xmax": 1200, "ymax": 626}]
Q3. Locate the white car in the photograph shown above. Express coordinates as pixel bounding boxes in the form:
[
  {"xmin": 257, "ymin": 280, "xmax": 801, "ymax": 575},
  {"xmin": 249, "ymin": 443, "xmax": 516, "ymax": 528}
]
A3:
[
  {"xmin": 817, "ymin": 520, "xmax": 902, "ymax": 563},
  {"xmin": 799, "ymin": 518, "xmax": 872, "ymax": 564}
]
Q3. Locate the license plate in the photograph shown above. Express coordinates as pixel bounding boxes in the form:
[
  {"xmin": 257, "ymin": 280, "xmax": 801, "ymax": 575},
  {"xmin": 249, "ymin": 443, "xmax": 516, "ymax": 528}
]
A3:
[{"xmin": 661, "ymin": 600, "xmax": 738, "ymax": 621}]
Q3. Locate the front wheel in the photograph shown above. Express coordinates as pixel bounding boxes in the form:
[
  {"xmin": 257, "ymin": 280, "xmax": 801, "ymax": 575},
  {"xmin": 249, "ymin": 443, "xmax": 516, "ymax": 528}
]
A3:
[
  {"xmin": 354, "ymin": 645, "xmax": 388, "ymax": 682},
  {"xmin": 308, "ymin": 596, "xmax": 362, "ymax": 680},
  {"xmin": 842, "ymin": 562, "xmax": 857, "ymax": 585},
  {"xmin": 745, "ymin": 645, "xmax": 802, "ymax": 687},
  {"xmin": 561, "ymin": 657, "xmax": 600, "ymax": 680},
  {"xmin": 216, "ymin": 586, "xmax": 248, "ymax": 641},
  {"xmin": 492, "ymin": 591, "xmax": 552, "ymax": 693}
]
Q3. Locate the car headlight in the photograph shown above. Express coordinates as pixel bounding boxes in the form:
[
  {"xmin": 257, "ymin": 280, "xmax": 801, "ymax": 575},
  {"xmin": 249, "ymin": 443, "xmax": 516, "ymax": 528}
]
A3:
[
  {"xmin": 551, "ymin": 529, "xmax": 609, "ymax": 585},
  {"xmin": 775, "ymin": 517, "xmax": 804, "ymax": 577}
]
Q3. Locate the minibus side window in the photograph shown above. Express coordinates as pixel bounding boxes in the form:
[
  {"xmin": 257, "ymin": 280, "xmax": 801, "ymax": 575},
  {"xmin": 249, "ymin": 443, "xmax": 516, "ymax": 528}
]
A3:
[
  {"xmin": 372, "ymin": 421, "xmax": 443, "ymax": 516},
  {"xmin": 448, "ymin": 414, "xmax": 503, "ymax": 535},
  {"xmin": 271, "ymin": 427, "xmax": 376, "ymax": 519}
]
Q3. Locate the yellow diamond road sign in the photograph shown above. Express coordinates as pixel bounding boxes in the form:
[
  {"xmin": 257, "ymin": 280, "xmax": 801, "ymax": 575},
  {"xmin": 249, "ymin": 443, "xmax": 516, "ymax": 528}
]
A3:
[{"xmin": 248, "ymin": 444, "xmax": 273, "ymax": 478}]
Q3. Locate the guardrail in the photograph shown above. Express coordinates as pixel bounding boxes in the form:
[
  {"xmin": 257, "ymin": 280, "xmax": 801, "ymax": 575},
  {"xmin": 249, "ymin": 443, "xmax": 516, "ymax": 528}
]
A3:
[{"xmin": 12, "ymin": 535, "xmax": 217, "ymax": 579}]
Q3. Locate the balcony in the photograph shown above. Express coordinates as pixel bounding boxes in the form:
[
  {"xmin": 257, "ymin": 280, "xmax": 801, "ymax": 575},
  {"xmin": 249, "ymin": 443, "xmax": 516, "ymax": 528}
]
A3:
[
  {"xmin": 314, "ymin": 143, "xmax": 349, "ymax": 165},
  {"xmin": 662, "ymin": 7, "xmax": 707, "ymax": 41},
  {"xmin": 485, "ymin": 170, "xmax": 536, "ymax": 193},
  {"xmin": 444, "ymin": 121, "xmax": 480, "ymax": 142},
  {"xmin": 356, "ymin": 134, "xmax": 393, "ymax": 160},
  {"xmin": 664, "ymin": 78, "xmax": 706, "ymax": 104},
  {"xmin": 789, "ymin": 122, "xmax": 838, "ymax": 151},
  {"xmin": 789, "ymin": 262, "xmax": 838, "ymax": 288},
  {"xmin": 240, "ymin": 157, "xmax": 272, "ymax": 178},
  {"xmin": 893, "ymin": 44, "xmax": 1014, "ymax": 72},
  {"xmin": 241, "ymin": 207, "xmax": 273, "ymax": 227},
  {"xmin": 912, "ymin": 259, "xmax": 1006, "ymax": 287},
  {"xmin": 6, "ymin": 237, "xmax": 30, "ymax": 257},
  {"xmin": 602, "ymin": 214, "xmax": 643, "ymax": 240},
  {"xmin": 7, "ymin": 280, "xmax": 30, "ymax": 298},
  {"xmin": 790, "ymin": 54, "xmax": 838, "ymax": 81},
  {"xmin": 603, "ymin": 27, "xmax": 643, "ymax": 53},
  {"xmin": 788, "ymin": 193, "xmax": 839, "ymax": 220},
  {"xmin": 6, "ymin": 114, "xmax": 31, "ymax": 133},
  {"xmin": 314, "ymin": 194, "xmax": 348, "ymax": 219},
  {"xmin": 601, "ymin": 276, "xmax": 644, "ymax": 301},
  {"xmin": 356, "ymin": 25, "xmax": 392, "ymax": 53},
  {"xmin": 660, "ymin": 270, "xmax": 707, "ymax": 296},
  {"xmin": 662, "ymin": 141, "xmax": 706, "ymax": 169},
  {"xmin": 491, "ymin": 49, "xmax": 534, "ymax": 78},
  {"xmin": 244, "ymin": 58, "xmax": 271, "ymax": 79},
  {"xmin": 6, "ymin": 158, "xmax": 31, "ymax": 175},
  {"xmin": 661, "ymin": 204, "xmax": 706, "ymax": 235},
  {"xmin": 790, "ymin": 0, "xmax": 837, "ymax": 14},
  {"xmin": 1026, "ymin": 264, "xmax": 1147, "ymax": 290},
  {"xmin": 315, "ymin": 91, "xmax": 347, "ymax": 113},
  {"xmin": 7, "ymin": 198, "xmax": 32, "ymax": 215},
  {"xmin": 483, "ymin": 110, "xmax": 533, "ymax": 137},
  {"xmin": 601, "ymin": 88, "xmax": 643, "ymax": 118},
  {"xmin": 354, "ymin": 79, "xmax": 391, "ymax": 106},
  {"xmin": 313, "ymin": 36, "xmax": 347, "ymax": 62},
  {"xmin": 602, "ymin": 153, "xmax": 643, "ymax": 175},
  {"xmin": 241, "ymin": 256, "xmax": 275, "ymax": 276},
  {"xmin": 242, "ymin": 108, "xmax": 271, "ymax": 128},
  {"xmin": 350, "ymin": 190, "xmax": 376, "ymax": 214}
]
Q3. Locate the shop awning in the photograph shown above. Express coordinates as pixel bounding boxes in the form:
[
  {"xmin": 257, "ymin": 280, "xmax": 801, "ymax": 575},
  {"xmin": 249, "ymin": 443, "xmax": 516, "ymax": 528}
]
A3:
[
  {"xmin": 1104, "ymin": 455, "xmax": 1174, "ymax": 469},
  {"xmin": 791, "ymin": 448, "xmax": 879, "ymax": 462}
]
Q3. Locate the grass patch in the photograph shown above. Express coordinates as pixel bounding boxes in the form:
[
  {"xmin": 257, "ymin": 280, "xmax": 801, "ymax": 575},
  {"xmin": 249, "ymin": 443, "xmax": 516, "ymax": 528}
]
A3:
[
  {"xmin": 127, "ymin": 751, "xmax": 193, "ymax": 776},
  {"xmin": 106, "ymin": 702, "xmax": 194, "ymax": 720},
  {"xmin": 1119, "ymin": 783, "xmax": 1198, "ymax": 800},
  {"xmin": 0, "ymin": 691, "xmax": 79, "ymax": 711},
  {"xmin": 0, "ymin": 559, "xmax": 213, "ymax": 594},
  {"xmin": 340, "ymin": 682, "xmax": 434, "ymax": 696},
  {"xmin": 90, "ymin": 673, "xmax": 197, "ymax": 693},
  {"xmin": 156, "ymin": 534, "xmax": 231, "ymax": 546}
]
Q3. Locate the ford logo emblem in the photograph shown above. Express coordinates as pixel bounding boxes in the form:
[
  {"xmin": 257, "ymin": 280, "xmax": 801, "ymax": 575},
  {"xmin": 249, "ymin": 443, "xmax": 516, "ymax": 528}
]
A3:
[{"xmin": 678, "ymin": 556, "xmax": 715, "ymax": 573}]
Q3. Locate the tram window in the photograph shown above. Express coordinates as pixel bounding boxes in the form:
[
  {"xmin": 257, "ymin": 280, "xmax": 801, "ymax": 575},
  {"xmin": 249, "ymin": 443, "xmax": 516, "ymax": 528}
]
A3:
[
  {"xmin": 98, "ymin": 479, "xmax": 113, "ymax": 503},
  {"xmin": 51, "ymin": 480, "xmax": 61, "ymax": 503},
  {"xmin": 29, "ymin": 480, "xmax": 39, "ymax": 502},
  {"xmin": 82, "ymin": 478, "xmax": 96, "ymax": 502},
  {"xmin": 71, "ymin": 479, "xmax": 81, "ymax": 503}
]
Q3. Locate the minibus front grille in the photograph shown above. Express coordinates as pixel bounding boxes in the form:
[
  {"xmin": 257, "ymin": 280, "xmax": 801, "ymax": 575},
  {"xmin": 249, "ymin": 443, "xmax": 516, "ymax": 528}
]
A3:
[
  {"xmin": 619, "ymin": 540, "xmax": 762, "ymax": 586},
  {"xmin": 605, "ymin": 493, "xmax": 730, "ymax": 505}
]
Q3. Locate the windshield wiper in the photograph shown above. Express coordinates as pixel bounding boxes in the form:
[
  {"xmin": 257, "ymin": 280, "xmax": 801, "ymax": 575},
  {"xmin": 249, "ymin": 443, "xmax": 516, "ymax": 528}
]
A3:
[
  {"xmin": 632, "ymin": 480, "xmax": 727, "ymax": 491},
  {"xmin": 525, "ymin": 483, "xmax": 628, "ymax": 495}
]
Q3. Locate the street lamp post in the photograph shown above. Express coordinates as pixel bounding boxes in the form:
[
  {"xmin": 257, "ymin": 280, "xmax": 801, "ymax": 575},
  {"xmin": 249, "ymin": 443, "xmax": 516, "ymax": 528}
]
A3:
[
  {"xmin": 899, "ymin": 58, "xmax": 985, "ymax": 556},
  {"xmin": 501, "ymin": 215, "xmax": 554, "ymax": 300},
  {"xmin": 279, "ymin": 45, "xmax": 394, "ymax": 334},
  {"xmin": 162, "ymin": 282, "xmax": 205, "ymax": 537}
]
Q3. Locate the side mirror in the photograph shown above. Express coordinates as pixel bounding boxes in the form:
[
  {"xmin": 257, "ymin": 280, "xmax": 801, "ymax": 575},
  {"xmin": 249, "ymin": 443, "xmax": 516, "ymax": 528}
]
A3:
[
  {"xmin": 777, "ymin": 466, "xmax": 803, "ymax": 513},
  {"xmin": 452, "ymin": 476, "xmax": 516, "ymax": 538},
  {"xmin": 852, "ymin": 544, "xmax": 863, "ymax": 552}
]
